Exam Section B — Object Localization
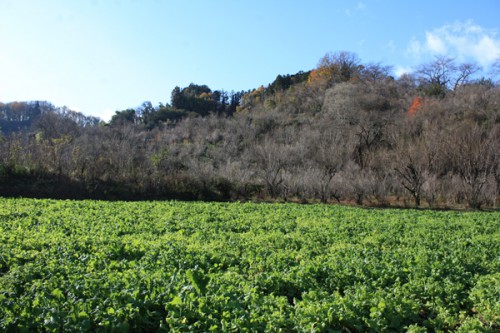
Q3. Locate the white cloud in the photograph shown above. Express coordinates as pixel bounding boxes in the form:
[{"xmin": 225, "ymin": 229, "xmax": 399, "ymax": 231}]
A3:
[
  {"xmin": 357, "ymin": 2, "xmax": 366, "ymax": 10},
  {"xmin": 407, "ymin": 20, "xmax": 500, "ymax": 68},
  {"xmin": 468, "ymin": 35, "xmax": 500, "ymax": 65},
  {"xmin": 395, "ymin": 66, "xmax": 413, "ymax": 77},
  {"xmin": 425, "ymin": 32, "xmax": 446, "ymax": 54}
]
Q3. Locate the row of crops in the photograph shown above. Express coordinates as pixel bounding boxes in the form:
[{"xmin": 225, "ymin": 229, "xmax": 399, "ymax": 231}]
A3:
[{"xmin": 0, "ymin": 198, "xmax": 499, "ymax": 332}]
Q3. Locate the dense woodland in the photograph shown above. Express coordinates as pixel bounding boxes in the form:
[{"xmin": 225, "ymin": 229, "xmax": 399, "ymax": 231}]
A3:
[{"xmin": 1, "ymin": 51, "xmax": 499, "ymax": 209}]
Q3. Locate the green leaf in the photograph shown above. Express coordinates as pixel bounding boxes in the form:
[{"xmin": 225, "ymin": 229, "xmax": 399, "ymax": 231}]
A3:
[
  {"xmin": 51, "ymin": 288, "xmax": 64, "ymax": 300},
  {"xmin": 186, "ymin": 269, "xmax": 208, "ymax": 295},
  {"xmin": 170, "ymin": 296, "xmax": 182, "ymax": 305},
  {"xmin": 78, "ymin": 311, "xmax": 89, "ymax": 319}
]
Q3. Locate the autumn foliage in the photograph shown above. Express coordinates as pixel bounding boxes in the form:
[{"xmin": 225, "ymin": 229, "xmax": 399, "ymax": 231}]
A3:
[
  {"xmin": 408, "ymin": 96, "xmax": 423, "ymax": 117},
  {"xmin": 306, "ymin": 67, "xmax": 333, "ymax": 88}
]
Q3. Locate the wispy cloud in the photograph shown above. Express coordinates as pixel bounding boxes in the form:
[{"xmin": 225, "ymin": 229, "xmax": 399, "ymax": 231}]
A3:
[
  {"xmin": 357, "ymin": 2, "xmax": 366, "ymax": 10},
  {"xmin": 345, "ymin": 1, "xmax": 366, "ymax": 16},
  {"xmin": 407, "ymin": 37, "xmax": 423, "ymax": 56},
  {"xmin": 387, "ymin": 40, "xmax": 396, "ymax": 53},
  {"xmin": 407, "ymin": 20, "xmax": 500, "ymax": 68}
]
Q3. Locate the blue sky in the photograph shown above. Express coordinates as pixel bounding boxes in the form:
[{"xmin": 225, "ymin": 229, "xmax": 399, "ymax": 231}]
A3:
[{"xmin": 1, "ymin": 0, "xmax": 499, "ymax": 120}]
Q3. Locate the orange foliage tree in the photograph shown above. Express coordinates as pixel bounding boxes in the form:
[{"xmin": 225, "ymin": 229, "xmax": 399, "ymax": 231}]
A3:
[
  {"xmin": 306, "ymin": 67, "xmax": 333, "ymax": 89},
  {"xmin": 408, "ymin": 97, "xmax": 423, "ymax": 117},
  {"xmin": 307, "ymin": 51, "xmax": 362, "ymax": 89}
]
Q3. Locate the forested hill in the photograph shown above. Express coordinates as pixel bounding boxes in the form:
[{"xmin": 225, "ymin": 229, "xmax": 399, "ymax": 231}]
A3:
[
  {"xmin": 1, "ymin": 51, "xmax": 499, "ymax": 209},
  {"xmin": 0, "ymin": 101, "xmax": 100, "ymax": 134}
]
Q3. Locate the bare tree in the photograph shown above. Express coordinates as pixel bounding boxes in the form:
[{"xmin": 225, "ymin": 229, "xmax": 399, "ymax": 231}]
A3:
[
  {"xmin": 453, "ymin": 63, "xmax": 482, "ymax": 90},
  {"xmin": 390, "ymin": 115, "xmax": 445, "ymax": 208},
  {"xmin": 299, "ymin": 123, "xmax": 350, "ymax": 202},
  {"xmin": 323, "ymin": 82, "xmax": 393, "ymax": 169},
  {"xmin": 417, "ymin": 56, "xmax": 456, "ymax": 87},
  {"xmin": 360, "ymin": 62, "xmax": 393, "ymax": 83},
  {"xmin": 249, "ymin": 137, "xmax": 295, "ymax": 199},
  {"xmin": 317, "ymin": 51, "xmax": 363, "ymax": 84},
  {"xmin": 392, "ymin": 137, "xmax": 428, "ymax": 207},
  {"xmin": 341, "ymin": 162, "xmax": 379, "ymax": 205},
  {"xmin": 446, "ymin": 123, "xmax": 498, "ymax": 208},
  {"xmin": 416, "ymin": 56, "xmax": 481, "ymax": 96}
]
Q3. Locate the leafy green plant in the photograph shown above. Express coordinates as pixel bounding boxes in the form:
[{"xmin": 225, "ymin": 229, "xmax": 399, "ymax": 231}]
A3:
[{"xmin": 0, "ymin": 198, "xmax": 498, "ymax": 332}]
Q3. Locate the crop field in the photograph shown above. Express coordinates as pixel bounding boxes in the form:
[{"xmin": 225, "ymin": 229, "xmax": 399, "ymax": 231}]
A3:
[{"xmin": 0, "ymin": 198, "xmax": 499, "ymax": 332}]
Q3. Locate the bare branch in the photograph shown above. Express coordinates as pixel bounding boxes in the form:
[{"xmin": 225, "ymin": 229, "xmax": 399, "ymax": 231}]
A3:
[{"xmin": 453, "ymin": 63, "xmax": 482, "ymax": 90}]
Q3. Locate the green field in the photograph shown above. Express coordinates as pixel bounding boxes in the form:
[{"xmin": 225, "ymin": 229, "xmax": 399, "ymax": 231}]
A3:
[{"xmin": 0, "ymin": 198, "xmax": 499, "ymax": 332}]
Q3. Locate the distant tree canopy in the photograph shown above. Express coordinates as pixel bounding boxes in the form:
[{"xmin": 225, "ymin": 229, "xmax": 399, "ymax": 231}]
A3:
[
  {"xmin": 110, "ymin": 109, "xmax": 137, "ymax": 126},
  {"xmin": 170, "ymin": 83, "xmax": 245, "ymax": 116},
  {"xmin": 268, "ymin": 71, "xmax": 311, "ymax": 93},
  {"xmin": 171, "ymin": 84, "xmax": 215, "ymax": 115},
  {"xmin": 108, "ymin": 84, "xmax": 246, "ymax": 129},
  {"xmin": 0, "ymin": 101, "xmax": 100, "ymax": 134}
]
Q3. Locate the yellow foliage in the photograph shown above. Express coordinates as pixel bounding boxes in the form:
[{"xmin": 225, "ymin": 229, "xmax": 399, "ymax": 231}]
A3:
[
  {"xmin": 306, "ymin": 67, "xmax": 332, "ymax": 88},
  {"xmin": 199, "ymin": 92, "xmax": 212, "ymax": 100}
]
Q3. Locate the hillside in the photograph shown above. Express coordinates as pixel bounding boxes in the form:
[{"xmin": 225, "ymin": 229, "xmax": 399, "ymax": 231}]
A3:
[{"xmin": 1, "ymin": 51, "xmax": 499, "ymax": 209}]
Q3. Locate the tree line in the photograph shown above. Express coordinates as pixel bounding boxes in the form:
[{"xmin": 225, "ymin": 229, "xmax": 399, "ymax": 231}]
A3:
[
  {"xmin": 1, "ymin": 51, "xmax": 499, "ymax": 209},
  {"xmin": 0, "ymin": 101, "xmax": 100, "ymax": 133}
]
